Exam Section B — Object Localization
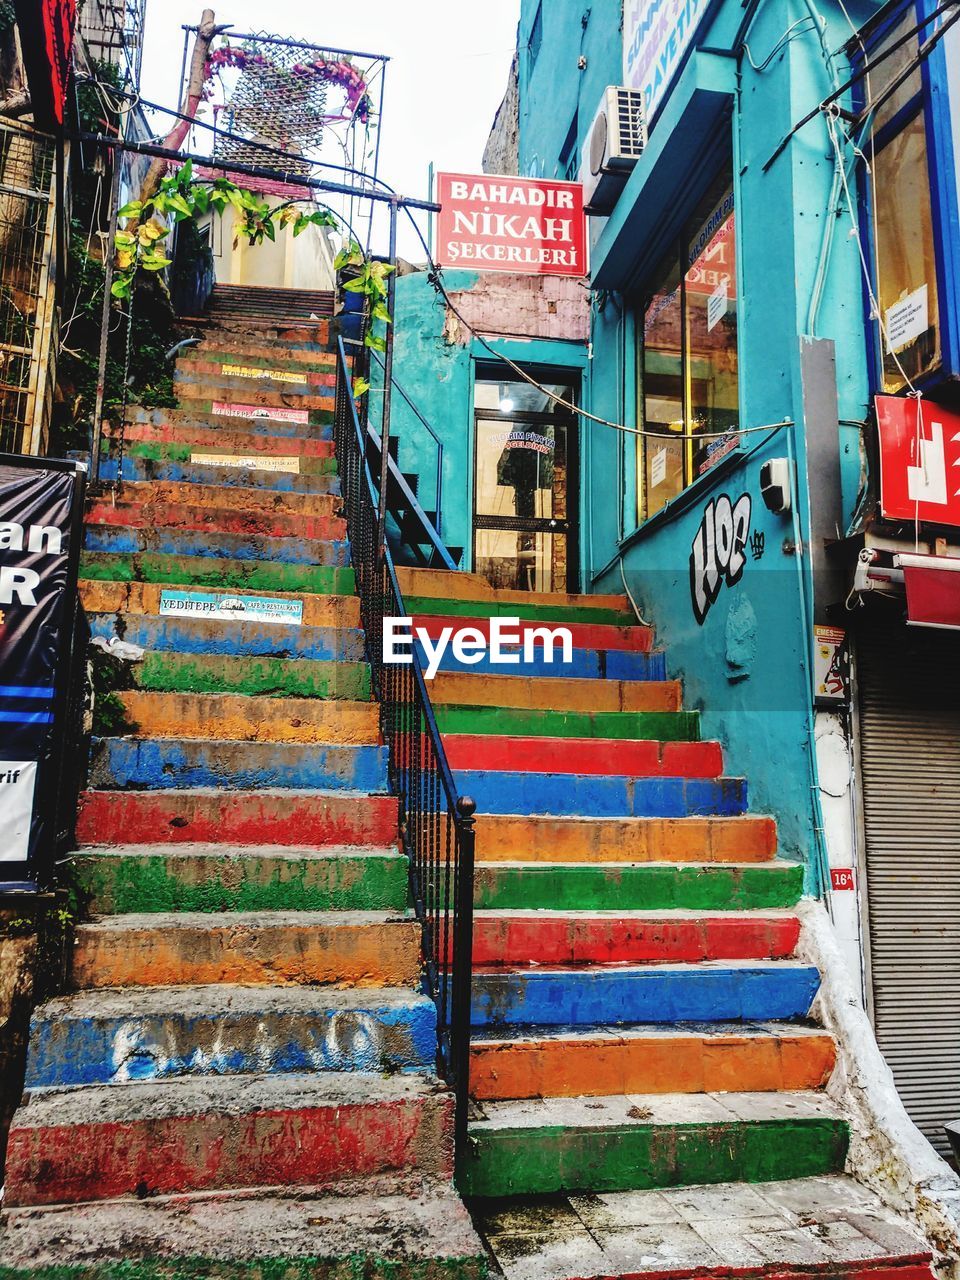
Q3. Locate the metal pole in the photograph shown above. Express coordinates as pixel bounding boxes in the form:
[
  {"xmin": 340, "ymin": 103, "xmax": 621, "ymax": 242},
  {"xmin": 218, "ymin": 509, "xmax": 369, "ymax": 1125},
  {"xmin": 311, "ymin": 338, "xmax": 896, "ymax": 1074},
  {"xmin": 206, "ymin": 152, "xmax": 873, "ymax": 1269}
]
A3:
[
  {"xmin": 452, "ymin": 795, "xmax": 477, "ymax": 1170},
  {"xmin": 89, "ymin": 147, "xmax": 123, "ymax": 487},
  {"xmin": 376, "ymin": 196, "xmax": 398, "ymax": 556}
]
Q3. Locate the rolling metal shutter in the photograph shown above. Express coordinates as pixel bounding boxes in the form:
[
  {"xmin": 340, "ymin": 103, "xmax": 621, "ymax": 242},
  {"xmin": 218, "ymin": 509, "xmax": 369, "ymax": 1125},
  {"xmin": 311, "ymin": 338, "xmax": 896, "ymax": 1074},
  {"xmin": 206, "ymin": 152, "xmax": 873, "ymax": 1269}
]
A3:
[{"xmin": 856, "ymin": 622, "xmax": 960, "ymax": 1160}]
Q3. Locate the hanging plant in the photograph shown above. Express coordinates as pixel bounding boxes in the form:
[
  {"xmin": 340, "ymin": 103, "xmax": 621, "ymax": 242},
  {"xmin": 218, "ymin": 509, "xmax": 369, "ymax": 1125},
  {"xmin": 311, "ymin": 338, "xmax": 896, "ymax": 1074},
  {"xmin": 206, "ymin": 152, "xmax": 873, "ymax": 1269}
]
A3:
[
  {"xmin": 205, "ymin": 44, "xmax": 372, "ymax": 124},
  {"xmin": 111, "ymin": 160, "xmax": 391, "ymax": 351}
]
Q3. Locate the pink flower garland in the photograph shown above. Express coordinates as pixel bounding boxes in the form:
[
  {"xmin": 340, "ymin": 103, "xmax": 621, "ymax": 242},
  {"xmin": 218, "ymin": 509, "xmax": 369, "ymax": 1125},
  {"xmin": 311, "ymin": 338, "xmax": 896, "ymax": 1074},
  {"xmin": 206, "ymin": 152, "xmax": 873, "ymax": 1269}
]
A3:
[{"xmin": 204, "ymin": 46, "xmax": 372, "ymax": 124}]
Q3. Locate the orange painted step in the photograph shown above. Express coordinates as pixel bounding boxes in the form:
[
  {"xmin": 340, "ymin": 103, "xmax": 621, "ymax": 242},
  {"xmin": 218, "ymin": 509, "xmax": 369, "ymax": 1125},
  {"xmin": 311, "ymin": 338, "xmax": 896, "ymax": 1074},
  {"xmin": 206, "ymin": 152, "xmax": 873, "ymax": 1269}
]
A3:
[
  {"xmin": 430, "ymin": 671, "xmax": 682, "ymax": 713},
  {"xmin": 469, "ymin": 1025, "xmax": 837, "ymax": 1100},
  {"xmin": 473, "ymin": 813, "xmax": 778, "ymax": 863}
]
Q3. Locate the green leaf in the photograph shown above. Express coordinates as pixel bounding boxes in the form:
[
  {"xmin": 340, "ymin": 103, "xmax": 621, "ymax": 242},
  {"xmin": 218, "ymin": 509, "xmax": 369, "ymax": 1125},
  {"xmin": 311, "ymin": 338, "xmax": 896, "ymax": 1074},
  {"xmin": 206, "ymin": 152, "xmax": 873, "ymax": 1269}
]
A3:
[
  {"xmin": 353, "ymin": 377, "xmax": 370, "ymax": 397},
  {"xmin": 167, "ymin": 193, "xmax": 193, "ymax": 218},
  {"xmin": 193, "ymin": 187, "xmax": 210, "ymax": 215},
  {"xmin": 371, "ymin": 302, "xmax": 392, "ymax": 324},
  {"xmin": 226, "ymin": 187, "xmax": 245, "ymax": 214},
  {"xmin": 110, "ymin": 277, "xmax": 132, "ymax": 298},
  {"xmin": 264, "ymin": 219, "xmax": 276, "ymax": 242},
  {"xmin": 181, "ymin": 158, "xmax": 193, "ymax": 185},
  {"xmin": 140, "ymin": 255, "xmax": 172, "ymax": 271},
  {"xmin": 114, "ymin": 231, "xmax": 135, "ymax": 247},
  {"xmin": 365, "ymin": 332, "xmax": 387, "ymax": 353},
  {"xmin": 117, "ymin": 200, "xmax": 142, "ymax": 219},
  {"xmin": 342, "ymin": 277, "xmax": 368, "ymax": 293}
]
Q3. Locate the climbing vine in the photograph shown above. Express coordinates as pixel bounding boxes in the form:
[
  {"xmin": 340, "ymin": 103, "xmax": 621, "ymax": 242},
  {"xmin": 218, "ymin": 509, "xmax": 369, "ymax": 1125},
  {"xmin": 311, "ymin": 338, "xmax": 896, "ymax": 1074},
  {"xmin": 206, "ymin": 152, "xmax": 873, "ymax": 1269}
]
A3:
[{"xmin": 113, "ymin": 162, "xmax": 393, "ymax": 352}]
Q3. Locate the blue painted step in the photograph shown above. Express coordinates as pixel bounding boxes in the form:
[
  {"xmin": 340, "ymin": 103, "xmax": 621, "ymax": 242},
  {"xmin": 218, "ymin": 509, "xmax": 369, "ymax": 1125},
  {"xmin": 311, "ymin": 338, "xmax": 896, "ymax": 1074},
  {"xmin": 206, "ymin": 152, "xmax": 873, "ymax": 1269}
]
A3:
[
  {"xmin": 416, "ymin": 641, "xmax": 667, "ymax": 682},
  {"xmin": 25, "ymin": 986, "xmax": 437, "ymax": 1087},
  {"xmin": 98, "ymin": 458, "xmax": 340, "ymax": 493},
  {"xmin": 88, "ymin": 614, "xmax": 365, "ymax": 662},
  {"xmin": 453, "ymin": 770, "xmax": 748, "ymax": 818},
  {"xmin": 89, "ymin": 737, "xmax": 390, "ymax": 792},
  {"xmin": 83, "ymin": 524, "xmax": 351, "ymax": 567},
  {"xmin": 470, "ymin": 963, "xmax": 822, "ymax": 1027}
]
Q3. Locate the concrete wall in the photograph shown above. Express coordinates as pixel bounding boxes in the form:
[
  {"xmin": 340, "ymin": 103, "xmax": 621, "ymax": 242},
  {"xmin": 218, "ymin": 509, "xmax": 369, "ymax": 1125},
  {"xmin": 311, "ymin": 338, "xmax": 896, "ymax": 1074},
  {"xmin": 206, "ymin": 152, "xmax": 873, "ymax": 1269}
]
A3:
[
  {"xmin": 510, "ymin": 0, "xmax": 881, "ymax": 881},
  {"xmin": 379, "ymin": 268, "xmax": 589, "ymax": 565}
]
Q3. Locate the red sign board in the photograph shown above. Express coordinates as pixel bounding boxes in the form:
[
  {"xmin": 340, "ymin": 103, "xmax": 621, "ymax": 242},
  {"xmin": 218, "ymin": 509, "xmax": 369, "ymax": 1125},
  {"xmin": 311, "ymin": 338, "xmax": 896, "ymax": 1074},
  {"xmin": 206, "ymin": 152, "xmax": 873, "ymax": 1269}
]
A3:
[
  {"xmin": 14, "ymin": 0, "xmax": 77, "ymax": 128},
  {"xmin": 900, "ymin": 553, "xmax": 960, "ymax": 630},
  {"xmin": 435, "ymin": 173, "xmax": 587, "ymax": 277},
  {"xmin": 831, "ymin": 868, "xmax": 855, "ymax": 892},
  {"xmin": 876, "ymin": 394, "xmax": 960, "ymax": 528}
]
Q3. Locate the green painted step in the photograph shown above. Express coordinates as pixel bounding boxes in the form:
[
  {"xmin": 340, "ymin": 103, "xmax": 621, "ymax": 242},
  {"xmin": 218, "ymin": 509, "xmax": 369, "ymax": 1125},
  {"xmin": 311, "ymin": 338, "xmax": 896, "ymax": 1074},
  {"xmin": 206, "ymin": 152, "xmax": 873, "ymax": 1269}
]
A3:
[
  {"xmin": 79, "ymin": 551, "xmax": 355, "ymax": 597},
  {"xmin": 405, "ymin": 595, "xmax": 635, "ymax": 627},
  {"xmin": 434, "ymin": 704, "xmax": 700, "ymax": 741},
  {"xmin": 474, "ymin": 860, "xmax": 804, "ymax": 911},
  {"xmin": 105, "ymin": 440, "xmax": 337, "ymax": 469},
  {"xmin": 129, "ymin": 652, "xmax": 371, "ymax": 701},
  {"xmin": 74, "ymin": 846, "xmax": 409, "ymax": 914},
  {"xmin": 461, "ymin": 1095, "xmax": 849, "ymax": 1197}
]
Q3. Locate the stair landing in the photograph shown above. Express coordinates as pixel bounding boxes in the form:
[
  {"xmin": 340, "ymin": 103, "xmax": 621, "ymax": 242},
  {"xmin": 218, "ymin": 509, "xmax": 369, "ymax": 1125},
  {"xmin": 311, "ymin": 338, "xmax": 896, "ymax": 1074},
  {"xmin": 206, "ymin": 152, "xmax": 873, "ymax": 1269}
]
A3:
[{"xmin": 474, "ymin": 1176, "xmax": 931, "ymax": 1280}]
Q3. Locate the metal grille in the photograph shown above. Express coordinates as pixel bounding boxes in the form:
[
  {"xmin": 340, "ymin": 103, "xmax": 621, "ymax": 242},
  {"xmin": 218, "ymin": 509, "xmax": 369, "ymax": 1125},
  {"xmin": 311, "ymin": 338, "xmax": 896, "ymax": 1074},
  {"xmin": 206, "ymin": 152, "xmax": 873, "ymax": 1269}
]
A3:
[
  {"xmin": 614, "ymin": 88, "xmax": 647, "ymax": 159},
  {"xmin": 78, "ymin": 0, "xmax": 146, "ymax": 85},
  {"xmin": 856, "ymin": 621, "xmax": 960, "ymax": 1159},
  {"xmin": 0, "ymin": 123, "xmax": 56, "ymax": 455}
]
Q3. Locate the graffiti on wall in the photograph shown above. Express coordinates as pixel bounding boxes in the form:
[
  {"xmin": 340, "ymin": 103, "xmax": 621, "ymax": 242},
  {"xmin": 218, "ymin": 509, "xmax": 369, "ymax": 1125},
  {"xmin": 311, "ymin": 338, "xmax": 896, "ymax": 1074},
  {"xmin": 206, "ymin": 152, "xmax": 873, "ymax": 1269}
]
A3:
[{"xmin": 689, "ymin": 492, "xmax": 752, "ymax": 624}]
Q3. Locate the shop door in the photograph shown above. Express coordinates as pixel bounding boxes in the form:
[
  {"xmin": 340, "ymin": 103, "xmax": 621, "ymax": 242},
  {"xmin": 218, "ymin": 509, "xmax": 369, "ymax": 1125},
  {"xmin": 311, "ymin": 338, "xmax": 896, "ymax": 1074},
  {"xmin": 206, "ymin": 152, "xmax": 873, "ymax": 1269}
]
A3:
[
  {"xmin": 473, "ymin": 375, "xmax": 579, "ymax": 593},
  {"xmin": 856, "ymin": 621, "xmax": 960, "ymax": 1159}
]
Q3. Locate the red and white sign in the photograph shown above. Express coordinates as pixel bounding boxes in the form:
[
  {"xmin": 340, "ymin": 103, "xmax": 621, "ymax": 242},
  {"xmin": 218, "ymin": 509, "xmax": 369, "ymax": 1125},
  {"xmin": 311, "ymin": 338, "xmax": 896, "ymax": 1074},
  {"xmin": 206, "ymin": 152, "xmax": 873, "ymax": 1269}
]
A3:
[
  {"xmin": 435, "ymin": 173, "xmax": 587, "ymax": 277},
  {"xmin": 898, "ymin": 552, "xmax": 960, "ymax": 631},
  {"xmin": 831, "ymin": 868, "xmax": 855, "ymax": 892},
  {"xmin": 876, "ymin": 395, "xmax": 960, "ymax": 528}
]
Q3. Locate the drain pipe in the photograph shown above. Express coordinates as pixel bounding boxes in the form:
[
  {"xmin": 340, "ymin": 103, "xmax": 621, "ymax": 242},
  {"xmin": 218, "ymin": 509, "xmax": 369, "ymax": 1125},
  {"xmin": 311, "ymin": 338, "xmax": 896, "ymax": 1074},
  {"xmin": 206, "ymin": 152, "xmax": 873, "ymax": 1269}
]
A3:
[{"xmin": 786, "ymin": 425, "xmax": 835, "ymax": 917}]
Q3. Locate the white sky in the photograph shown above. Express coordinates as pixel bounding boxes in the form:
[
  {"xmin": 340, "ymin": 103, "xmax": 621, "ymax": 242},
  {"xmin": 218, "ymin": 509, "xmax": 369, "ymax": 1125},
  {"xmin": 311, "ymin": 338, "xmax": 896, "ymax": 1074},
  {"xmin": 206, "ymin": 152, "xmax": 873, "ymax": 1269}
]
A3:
[{"xmin": 138, "ymin": 0, "xmax": 520, "ymax": 258}]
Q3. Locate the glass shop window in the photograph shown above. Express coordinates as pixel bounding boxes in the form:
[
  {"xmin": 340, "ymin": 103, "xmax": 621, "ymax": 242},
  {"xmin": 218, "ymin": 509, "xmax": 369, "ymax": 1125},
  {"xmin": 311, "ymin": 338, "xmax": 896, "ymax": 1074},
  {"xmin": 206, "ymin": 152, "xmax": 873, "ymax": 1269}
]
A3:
[
  {"xmin": 635, "ymin": 172, "xmax": 739, "ymax": 524},
  {"xmin": 864, "ymin": 12, "xmax": 941, "ymax": 391}
]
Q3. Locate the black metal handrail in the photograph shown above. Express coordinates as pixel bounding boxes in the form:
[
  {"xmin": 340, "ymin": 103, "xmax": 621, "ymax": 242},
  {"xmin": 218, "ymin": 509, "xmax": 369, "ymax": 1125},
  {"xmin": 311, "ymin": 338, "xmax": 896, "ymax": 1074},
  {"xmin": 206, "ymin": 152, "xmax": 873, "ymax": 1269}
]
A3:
[{"xmin": 333, "ymin": 336, "xmax": 476, "ymax": 1160}]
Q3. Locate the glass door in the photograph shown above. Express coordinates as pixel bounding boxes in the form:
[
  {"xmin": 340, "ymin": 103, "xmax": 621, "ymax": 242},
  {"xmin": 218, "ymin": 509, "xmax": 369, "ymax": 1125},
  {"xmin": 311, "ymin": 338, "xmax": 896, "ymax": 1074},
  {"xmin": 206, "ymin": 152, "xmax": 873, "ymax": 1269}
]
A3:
[{"xmin": 473, "ymin": 374, "xmax": 578, "ymax": 593}]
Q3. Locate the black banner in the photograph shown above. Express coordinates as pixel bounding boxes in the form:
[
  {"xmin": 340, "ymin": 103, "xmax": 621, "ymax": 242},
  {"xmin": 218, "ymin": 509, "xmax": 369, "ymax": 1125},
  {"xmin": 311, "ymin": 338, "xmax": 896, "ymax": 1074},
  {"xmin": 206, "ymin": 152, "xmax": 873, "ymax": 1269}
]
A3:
[{"xmin": 0, "ymin": 455, "xmax": 84, "ymax": 886}]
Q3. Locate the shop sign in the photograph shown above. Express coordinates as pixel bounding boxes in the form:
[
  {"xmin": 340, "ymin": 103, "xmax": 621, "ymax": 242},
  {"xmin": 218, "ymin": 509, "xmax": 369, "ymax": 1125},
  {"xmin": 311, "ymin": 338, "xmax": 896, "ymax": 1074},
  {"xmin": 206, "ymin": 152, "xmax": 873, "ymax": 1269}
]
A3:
[
  {"xmin": 435, "ymin": 173, "xmax": 587, "ymax": 277},
  {"xmin": 623, "ymin": 0, "xmax": 710, "ymax": 125},
  {"xmin": 159, "ymin": 589, "xmax": 303, "ymax": 626},
  {"xmin": 190, "ymin": 452, "xmax": 301, "ymax": 473},
  {"xmin": 875, "ymin": 395, "xmax": 960, "ymax": 527},
  {"xmin": 897, "ymin": 553, "xmax": 960, "ymax": 631},
  {"xmin": 212, "ymin": 402, "xmax": 309, "ymax": 424},
  {"xmin": 814, "ymin": 625, "xmax": 848, "ymax": 703},
  {"xmin": 0, "ymin": 458, "xmax": 84, "ymax": 869}
]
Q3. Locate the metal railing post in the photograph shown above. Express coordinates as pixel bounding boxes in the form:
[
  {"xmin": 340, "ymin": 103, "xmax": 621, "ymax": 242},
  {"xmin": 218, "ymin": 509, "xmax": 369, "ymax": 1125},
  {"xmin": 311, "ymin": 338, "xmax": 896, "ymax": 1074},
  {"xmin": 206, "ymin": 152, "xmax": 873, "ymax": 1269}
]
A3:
[
  {"xmin": 376, "ymin": 196, "xmax": 398, "ymax": 556},
  {"xmin": 90, "ymin": 146, "xmax": 123, "ymax": 487}
]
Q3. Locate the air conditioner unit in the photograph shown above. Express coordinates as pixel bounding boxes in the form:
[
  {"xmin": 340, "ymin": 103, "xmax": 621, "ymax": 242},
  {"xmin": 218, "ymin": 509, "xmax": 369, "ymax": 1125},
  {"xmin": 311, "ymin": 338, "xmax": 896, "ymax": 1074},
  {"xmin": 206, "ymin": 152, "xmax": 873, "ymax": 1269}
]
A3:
[{"xmin": 580, "ymin": 87, "xmax": 646, "ymax": 215}]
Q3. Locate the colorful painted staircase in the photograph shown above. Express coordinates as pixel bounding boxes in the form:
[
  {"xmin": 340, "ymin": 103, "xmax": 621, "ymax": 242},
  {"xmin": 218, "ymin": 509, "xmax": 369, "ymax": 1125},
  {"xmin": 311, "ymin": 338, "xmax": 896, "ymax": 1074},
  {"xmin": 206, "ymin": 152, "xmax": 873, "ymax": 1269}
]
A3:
[
  {"xmin": 0, "ymin": 313, "xmax": 485, "ymax": 1278},
  {"xmin": 392, "ymin": 565, "xmax": 937, "ymax": 1280}
]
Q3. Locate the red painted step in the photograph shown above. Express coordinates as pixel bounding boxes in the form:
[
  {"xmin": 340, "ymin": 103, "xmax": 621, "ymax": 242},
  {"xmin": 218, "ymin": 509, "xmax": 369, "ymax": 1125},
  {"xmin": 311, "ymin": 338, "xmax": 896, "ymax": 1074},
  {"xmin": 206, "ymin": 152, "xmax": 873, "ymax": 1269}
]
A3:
[
  {"xmin": 85, "ymin": 500, "xmax": 346, "ymax": 544},
  {"xmin": 106, "ymin": 422, "xmax": 335, "ymax": 456},
  {"xmin": 3, "ymin": 1075, "xmax": 451, "ymax": 1207},
  {"xmin": 469, "ymin": 912, "xmax": 801, "ymax": 966},
  {"xmin": 76, "ymin": 789, "xmax": 399, "ymax": 849},
  {"xmin": 442, "ymin": 735, "xmax": 724, "ymax": 777},
  {"xmin": 412, "ymin": 613, "xmax": 654, "ymax": 653}
]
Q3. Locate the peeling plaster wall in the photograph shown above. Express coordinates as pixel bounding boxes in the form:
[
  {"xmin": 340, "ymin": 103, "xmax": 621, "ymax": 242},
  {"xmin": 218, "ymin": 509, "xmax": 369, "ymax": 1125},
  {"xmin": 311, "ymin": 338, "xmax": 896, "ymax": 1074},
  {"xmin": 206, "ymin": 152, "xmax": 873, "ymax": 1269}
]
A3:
[
  {"xmin": 483, "ymin": 52, "xmax": 520, "ymax": 177},
  {"xmin": 444, "ymin": 275, "xmax": 589, "ymax": 344},
  {"xmin": 799, "ymin": 900, "xmax": 960, "ymax": 1277}
]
